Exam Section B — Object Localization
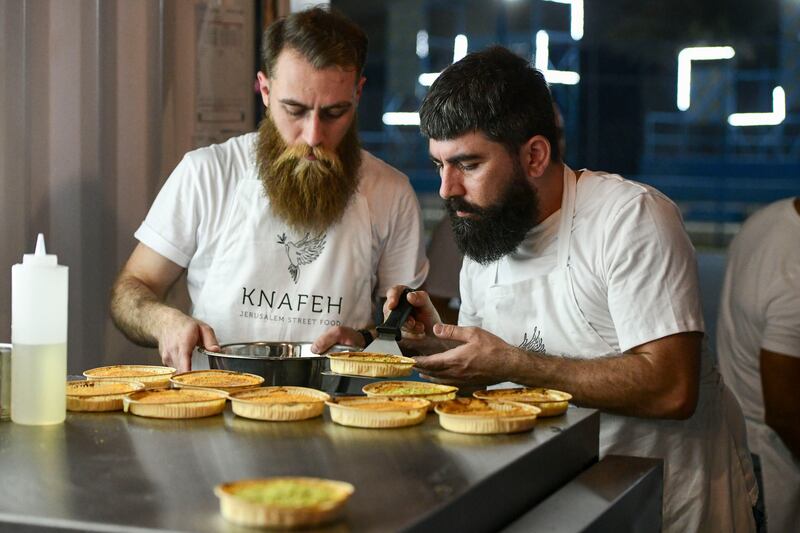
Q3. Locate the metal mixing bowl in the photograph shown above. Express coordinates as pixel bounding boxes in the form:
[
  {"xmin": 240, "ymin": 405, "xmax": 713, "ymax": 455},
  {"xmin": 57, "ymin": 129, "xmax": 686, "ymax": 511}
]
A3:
[{"xmin": 198, "ymin": 342, "xmax": 354, "ymax": 389}]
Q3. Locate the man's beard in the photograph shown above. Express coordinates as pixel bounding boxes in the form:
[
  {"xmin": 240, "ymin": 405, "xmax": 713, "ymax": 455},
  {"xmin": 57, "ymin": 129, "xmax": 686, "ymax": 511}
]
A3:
[
  {"xmin": 446, "ymin": 164, "xmax": 540, "ymax": 265},
  {"xmin": 255, "ymin": 112, "xmax": 362, "ymax": 234}
]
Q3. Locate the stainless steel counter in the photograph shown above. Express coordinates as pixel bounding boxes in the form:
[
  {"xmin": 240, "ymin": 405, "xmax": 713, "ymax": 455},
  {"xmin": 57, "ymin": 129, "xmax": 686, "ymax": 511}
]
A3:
[{"xmin": 0, "ymin": 405, "xmax": 599, "ymax": 532}]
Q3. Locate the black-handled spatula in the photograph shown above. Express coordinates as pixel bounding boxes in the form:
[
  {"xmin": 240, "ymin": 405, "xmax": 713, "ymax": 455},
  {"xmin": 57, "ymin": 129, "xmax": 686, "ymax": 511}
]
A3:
[{"xmin": 363, "ymin": 287, "xmax": 416, "ymax": 356}]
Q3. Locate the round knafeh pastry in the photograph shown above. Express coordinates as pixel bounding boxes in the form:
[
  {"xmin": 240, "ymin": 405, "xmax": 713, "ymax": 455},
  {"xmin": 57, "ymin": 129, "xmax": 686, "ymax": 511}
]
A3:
[
  {"xmin": 215, "ymin": 477, "xmax": 354, "ymax": 529},
  {"xmin": 435, "ymin": 397, "xmax": 541, "ymax": 434},
  {"xmin": 170, "ymin": 369, "xmax": 264, "ymax": 393},
  {"xmin": 326, "ymin": 396, "xmax": 430, "ymax": 428},
  {"xmin": 228, "ymin": 386, "xmax": 331, "ymax": 421},
  {"xmin": 83, "ymin": 365, "xmax": 176, "ymax": 389},
  {"xmin": 362, "ymin": 381, "xmax": 457, "ymax": 411},
  {"xmin": 326, "ymin": 352, "xmax": 414, "ymax": 377},
  {"xmin": 66, "ymin": 379, "xmax": 145, "ymax": 412},
  {"xmin": 122, "ymin": 388, "xmax": 227, "ymax": 419},
  {"xmin": 473, "ymin": 387, "xmax": 572, "ymax": 417}
]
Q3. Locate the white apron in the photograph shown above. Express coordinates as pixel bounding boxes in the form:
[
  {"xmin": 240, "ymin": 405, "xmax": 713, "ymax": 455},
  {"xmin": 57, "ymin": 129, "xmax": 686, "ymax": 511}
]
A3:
[
  {"xmin": 190, "ymin": 177, "xmax": 373, "ymax": 368},
  {"xmin": 482, "ymin": 167, "xmax": 756, "ymax": 532}
]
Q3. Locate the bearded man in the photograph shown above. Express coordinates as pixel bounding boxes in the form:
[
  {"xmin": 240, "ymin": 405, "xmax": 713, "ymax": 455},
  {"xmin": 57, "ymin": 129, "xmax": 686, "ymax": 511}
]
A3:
[
  {"xmin": 110, "ymin": 7, "xmax": 428, "ymax": 372},
  {"xmin": 367, "ymin": 46, "xmax": 758, "ymax": 532}
]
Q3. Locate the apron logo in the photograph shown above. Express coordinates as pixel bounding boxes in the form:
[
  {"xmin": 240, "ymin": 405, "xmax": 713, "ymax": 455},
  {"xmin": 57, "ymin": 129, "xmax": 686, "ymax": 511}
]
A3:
[
  {"xmin": 519, "ymin": 326, "xmax": 546, "ymax": 354},
  {"xmin": 277, "ymin": 232, "xmax": 327, "ymax": 283}
]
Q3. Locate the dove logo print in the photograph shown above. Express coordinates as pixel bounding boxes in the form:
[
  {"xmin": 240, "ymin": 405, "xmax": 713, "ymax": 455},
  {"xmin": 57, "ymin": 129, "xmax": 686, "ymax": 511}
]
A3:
[{"xmin": 277, "ymin": 232, "xmax": 327, "ymax": 283}]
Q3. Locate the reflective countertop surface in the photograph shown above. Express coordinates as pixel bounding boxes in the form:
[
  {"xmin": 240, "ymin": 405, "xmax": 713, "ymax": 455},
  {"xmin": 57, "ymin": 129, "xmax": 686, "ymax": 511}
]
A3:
[{"xmin": 0, "ymin": 405, "xmax": 598, "ymax": 532}]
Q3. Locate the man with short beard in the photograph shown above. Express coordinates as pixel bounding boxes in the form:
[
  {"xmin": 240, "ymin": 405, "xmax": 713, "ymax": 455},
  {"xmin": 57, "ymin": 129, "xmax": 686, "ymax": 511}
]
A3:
[
  {"xmin": 380, "ymin": 46, "xmax": 757, "ymax": 532},
  {"xmin": 110, "ymin": 7, "xmax": 428, "ymax": 372}
]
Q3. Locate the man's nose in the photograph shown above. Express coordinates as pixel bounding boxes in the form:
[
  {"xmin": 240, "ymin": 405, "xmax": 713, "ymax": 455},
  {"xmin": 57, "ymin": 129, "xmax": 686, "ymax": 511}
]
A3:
[
  {"xmin": 439, "ymin": 166, "xmax": 466, "ymax": 199},
  {"xmin": 302, "ymin": 113, "xmax": 323, "ymax": 148}
]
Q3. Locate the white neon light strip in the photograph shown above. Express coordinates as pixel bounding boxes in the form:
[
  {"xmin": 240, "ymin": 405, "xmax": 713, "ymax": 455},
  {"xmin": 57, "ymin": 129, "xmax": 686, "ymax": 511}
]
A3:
[
  {"xmin": 543, "ymin": 0, "xmax": 584, "ymax": 41},
  {"xmin": 727, "ymin": 86, "xmax": 786, "ymax": 127},
  {"xmin": 544, "ymin": 70, "xmax": 580, "ymax": 85},
  {"xmin": 677, "ymin": 46, "xmax": 735, "ymax": 111},
  {"xmin": 418, "ymin": 72, "xmax": 440, "ymax": 86},
  {"xmin": 453, "ymin": 34, "xmax": 468, "ymax": 62},
  {"xmin": 419, "ymin": 35, "xmax": 469, "ymax": 87},
  {"xmin": 535, "ymin": 30, "xmax": 580, "ymax": 85},
  {"xmin": 382, "ymin": 112, "xmax": 420, "ymax": 126},
  {"xmin": 535, "ymin": 30, "xmax": 549, "ymax": 71},
  {"xmin": 416, "ymin": 30, "xmax": 429, "ymax": 59}
]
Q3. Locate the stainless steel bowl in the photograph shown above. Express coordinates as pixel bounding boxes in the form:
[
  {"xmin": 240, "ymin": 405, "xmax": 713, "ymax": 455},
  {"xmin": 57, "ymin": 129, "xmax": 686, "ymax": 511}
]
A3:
[{"xmin": 198, "ymin": 342, "xmax": 354, "ymax": 389}]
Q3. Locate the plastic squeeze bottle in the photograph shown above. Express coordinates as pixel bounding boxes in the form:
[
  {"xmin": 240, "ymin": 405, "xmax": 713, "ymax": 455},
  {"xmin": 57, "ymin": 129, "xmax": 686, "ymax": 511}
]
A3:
[{"xmin": 11, "ymin": 234, "xmax": 69, "ymax": 425}]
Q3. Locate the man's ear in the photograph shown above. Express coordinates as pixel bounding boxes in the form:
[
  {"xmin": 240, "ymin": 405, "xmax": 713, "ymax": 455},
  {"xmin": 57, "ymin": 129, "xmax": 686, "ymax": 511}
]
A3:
[
  {"xmin": 354, "ymin": 76, "xmax": 366, "ymax": 103},
  {"xmin": 256, "ymin": 71, "xmax": 270, "ymax": 108},
  {"xmin": 520, "ymin": 135, "xmax": 551, "ymax": 179}
]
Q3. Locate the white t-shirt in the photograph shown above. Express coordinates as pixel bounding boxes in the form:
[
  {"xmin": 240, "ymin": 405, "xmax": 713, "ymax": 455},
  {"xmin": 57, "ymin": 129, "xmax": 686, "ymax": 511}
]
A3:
[
  {"xmin": 135, "ymin": 133, "xmax": 429, "ymax": 332},
  {"xmin": 458, "ymin": 169, "xmax": 756, "ymax": 532},
  {"xmin": 717, "ymin": 198, "xmax": 800, "ymax": 532},
  {"xmin": 718, "ymin": 197, "xmax": 800, "ymax": 427},
  {"xmin": 459, "ymin": 170, "xmax": 704, "ymax": 351}
]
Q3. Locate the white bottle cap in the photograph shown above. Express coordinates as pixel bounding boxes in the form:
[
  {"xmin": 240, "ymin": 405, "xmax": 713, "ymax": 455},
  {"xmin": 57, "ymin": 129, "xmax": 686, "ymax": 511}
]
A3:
[
  {"xmin": 22, "ymin": 234, "xmax": 58, "ymax": 266},
  {"xmin": 12, "ymin": 233, "xmax": 68, "ymax": 345}
]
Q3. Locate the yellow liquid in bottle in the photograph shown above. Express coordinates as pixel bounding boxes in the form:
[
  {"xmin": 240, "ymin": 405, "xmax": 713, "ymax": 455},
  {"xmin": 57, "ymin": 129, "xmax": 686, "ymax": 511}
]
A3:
[{"xmin": 10, "ymin": 343, "xmax": 66, "ymax": 425}]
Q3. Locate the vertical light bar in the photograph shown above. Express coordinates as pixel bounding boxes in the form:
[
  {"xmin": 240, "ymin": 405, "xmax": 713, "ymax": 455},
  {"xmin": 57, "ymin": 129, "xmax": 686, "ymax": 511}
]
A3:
[
  {"xmin": 535, "ymin": 30, "xmax": 549, "ymax": 71},
  {"xmin": 677, "ymin": 46, "xmax": 735, "ymax": 111},
  {"xmin": 416, "ymin": 30, "xmax": 429, "ymax": 59},
  {"xmin": 727, "ymin": 86, "xmax": 786, "ymax": 126},
  {"xmin": 453, "ymin": 34, "xmax": 468, "ymax": 63},
  {"xmin": 571, "ymin": 0, "xmax": 583, "ymax": 40},
  {"xmin": 543, "ymin": 0, "xmax": 583, "ymax": 41}
]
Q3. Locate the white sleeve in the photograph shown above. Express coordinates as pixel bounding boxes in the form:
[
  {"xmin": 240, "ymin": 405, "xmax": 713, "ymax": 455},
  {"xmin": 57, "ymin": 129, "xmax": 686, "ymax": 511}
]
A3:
[
  {"xmin": 762, "ymin": 261, "xmax": 800, "ymax": 356},
  {"xmin": 603, "ymin": 192, "xmax": 704, "ymax": 352},
  {"xmin": 134, "ymin": 155, "xmax": 201, "ymax": 268},
  {"xmin": 375, "ymin": 180, "xmax": 429, "ymax": 295}
]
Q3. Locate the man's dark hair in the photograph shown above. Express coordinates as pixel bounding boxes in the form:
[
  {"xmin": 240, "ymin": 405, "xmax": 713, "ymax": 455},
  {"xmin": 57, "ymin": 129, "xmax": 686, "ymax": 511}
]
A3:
[
  {"xmin": 419, "ymin": 45, "xmax": 560, "ymax": 162},
  {"xmin": 262, "ymin": 6, "xmax": 368, "ymax": 79}
]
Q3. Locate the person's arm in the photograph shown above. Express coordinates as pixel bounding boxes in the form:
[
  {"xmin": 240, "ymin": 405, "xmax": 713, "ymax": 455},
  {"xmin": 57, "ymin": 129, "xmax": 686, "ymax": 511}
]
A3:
[
  {"xmin": 413, "ymin": 324, "xmax": 701, "ymax": 419},
  {"xmin": 760, "ymin": 349, "xmax": 800, "ymax": 458},
  {"xmin": 110, "ymin": 243, "xmax": 219, "ymax": 372}
]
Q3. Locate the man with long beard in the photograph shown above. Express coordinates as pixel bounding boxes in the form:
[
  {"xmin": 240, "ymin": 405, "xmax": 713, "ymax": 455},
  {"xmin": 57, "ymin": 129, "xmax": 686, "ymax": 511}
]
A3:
[
  {"xmin": 376, "ymin": 46, "xmax": 757, "ymax": 532},
  {"xmin": 110, "ymin": 7, "xmax": 428, "ymax": 372}
]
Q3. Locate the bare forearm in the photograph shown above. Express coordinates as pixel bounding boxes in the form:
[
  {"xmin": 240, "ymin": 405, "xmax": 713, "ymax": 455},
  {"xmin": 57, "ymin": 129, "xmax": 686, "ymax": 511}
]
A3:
[
  {"xmin": 110, "ymin": 275, "xmax": 180, "ymax": 347},
  {"xmin": 509, "ymin": 349, "xmax": 698, "ymax": 419},
  {"xmin": 760, "ymin": 350, "xmax": 800, "ymax": 460}
]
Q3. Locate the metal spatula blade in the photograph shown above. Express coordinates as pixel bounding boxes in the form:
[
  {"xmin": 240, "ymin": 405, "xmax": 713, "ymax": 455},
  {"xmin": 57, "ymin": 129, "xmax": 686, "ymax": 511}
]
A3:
[{"xmin": 363, "ymin": 288, "xmax": 415, "ymax": 356}]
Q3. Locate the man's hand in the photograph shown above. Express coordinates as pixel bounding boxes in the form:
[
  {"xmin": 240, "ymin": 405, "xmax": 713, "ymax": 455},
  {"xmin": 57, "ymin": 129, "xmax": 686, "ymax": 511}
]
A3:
[
  {"xmin": 413, "ymin": 323, "xmax": 523, "ymax": 385},
  {"xmin": 311, "ymin": 326, "xmax": 368, "ymax": 354},
  {"xmin": 112, "ymin": 244, "xmax": 220, "ymax": 372},
  {"xmin": 156, "ymin": 309, "xmax": 219, "ymax": 372},
  {"xmin": 384, "ymin": 286, "xmax": 442, "ymax": 337}
]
